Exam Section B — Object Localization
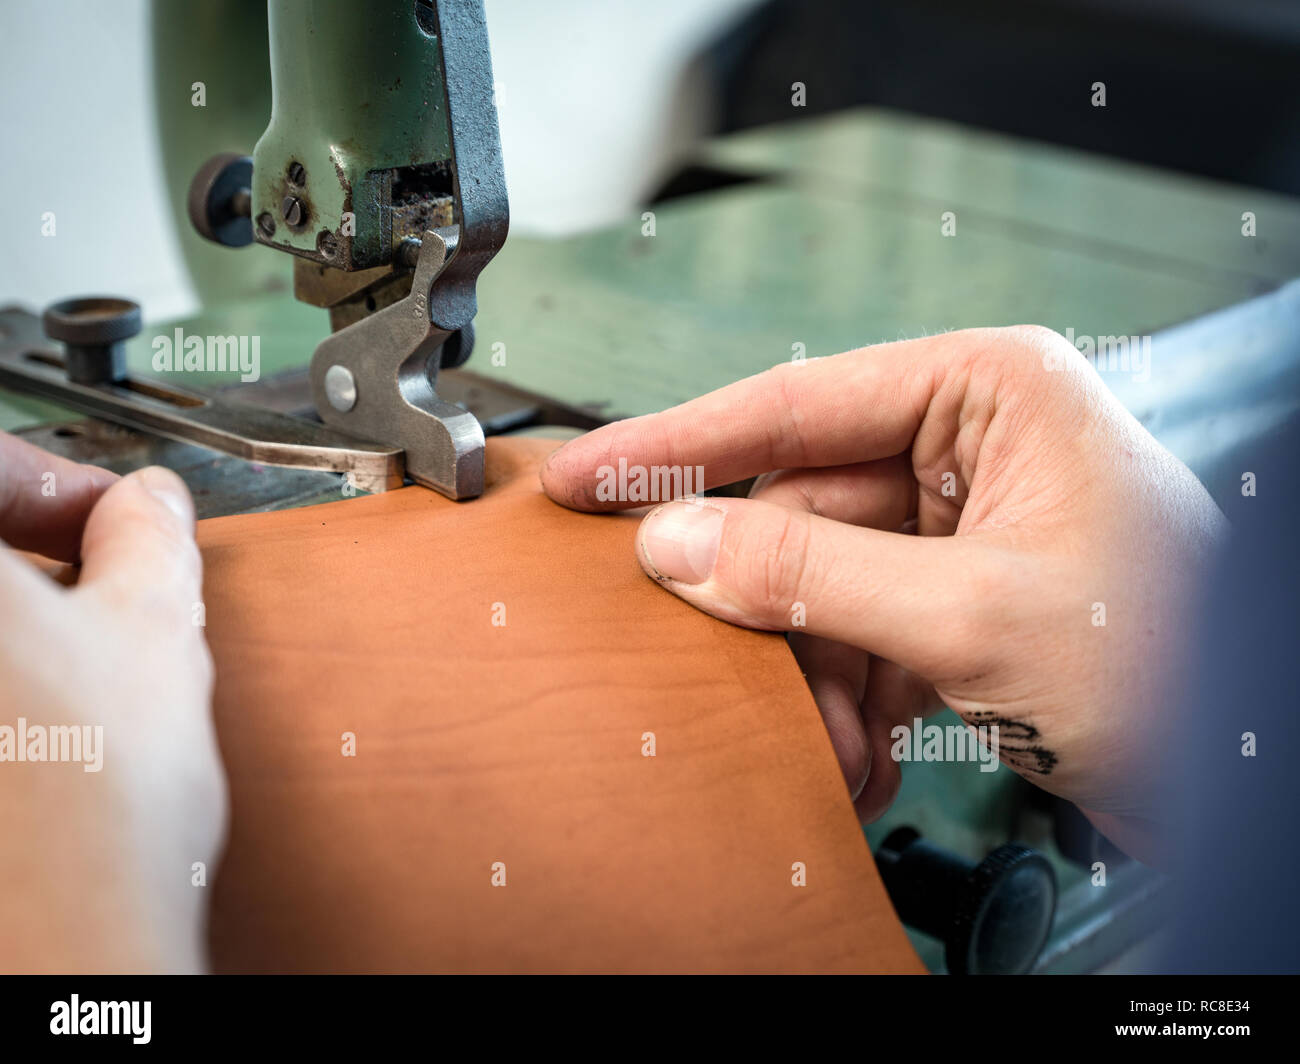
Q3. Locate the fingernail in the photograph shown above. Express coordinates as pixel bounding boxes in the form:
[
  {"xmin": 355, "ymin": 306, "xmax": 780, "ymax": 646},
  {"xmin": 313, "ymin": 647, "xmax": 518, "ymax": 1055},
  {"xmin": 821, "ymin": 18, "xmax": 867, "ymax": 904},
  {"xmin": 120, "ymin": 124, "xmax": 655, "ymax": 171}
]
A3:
[
  {"xmin": 136, "ymin": 466, "xmax": 193, "ymax": 525},
  {"xmin": 639, "ymin": 502, "xmax": 724, "ymax": 584}
]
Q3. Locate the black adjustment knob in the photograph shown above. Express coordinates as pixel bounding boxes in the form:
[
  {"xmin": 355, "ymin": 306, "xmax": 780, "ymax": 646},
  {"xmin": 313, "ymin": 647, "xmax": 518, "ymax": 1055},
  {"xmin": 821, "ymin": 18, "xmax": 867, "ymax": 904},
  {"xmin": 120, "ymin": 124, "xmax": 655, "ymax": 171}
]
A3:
[
  {"xmin": 875, "ymin": 827, "xmax": 1056, "ymax": 975},
  {"xmin": 188, "ymin": 152, "xmax": 254, "ymax": 247},
  {"xmin": 42, "ymin": 297, "xmax": 142, "ymax": 385}
]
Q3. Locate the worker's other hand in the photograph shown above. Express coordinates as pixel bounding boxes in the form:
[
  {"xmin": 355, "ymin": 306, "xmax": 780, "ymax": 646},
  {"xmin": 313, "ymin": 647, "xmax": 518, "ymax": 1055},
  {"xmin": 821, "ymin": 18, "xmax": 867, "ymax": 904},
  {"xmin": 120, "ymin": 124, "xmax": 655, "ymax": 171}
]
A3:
[
  {"xmin": 541, "ymin": 327, "xmax": 1228, "ymax": 863},
  {"xmin": 0, "ymin": 431, "xmax": 226, "ymax": 972}
]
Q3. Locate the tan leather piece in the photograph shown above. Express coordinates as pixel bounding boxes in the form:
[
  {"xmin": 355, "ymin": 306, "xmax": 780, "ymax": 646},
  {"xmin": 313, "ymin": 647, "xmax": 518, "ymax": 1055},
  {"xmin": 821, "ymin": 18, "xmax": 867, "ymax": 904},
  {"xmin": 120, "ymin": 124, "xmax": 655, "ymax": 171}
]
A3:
[{"xmin": 197, "ymin": 436, "xmax": 924, "ymax": 973}]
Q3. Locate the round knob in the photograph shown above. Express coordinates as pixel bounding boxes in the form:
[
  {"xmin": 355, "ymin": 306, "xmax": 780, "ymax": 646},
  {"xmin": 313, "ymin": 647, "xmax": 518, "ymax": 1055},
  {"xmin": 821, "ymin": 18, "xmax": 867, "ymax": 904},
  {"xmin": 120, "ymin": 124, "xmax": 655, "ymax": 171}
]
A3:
[
  {"xmin": 188, "ymin": 152, "xmax": 254, "ymax": 248},
  {"xmin": 42, "ymin": 296, "xmax": 142, "ymax": 385},
  {"xmin": 875, "ymin": 827, "xmax": 1056, "ymax": 975}
]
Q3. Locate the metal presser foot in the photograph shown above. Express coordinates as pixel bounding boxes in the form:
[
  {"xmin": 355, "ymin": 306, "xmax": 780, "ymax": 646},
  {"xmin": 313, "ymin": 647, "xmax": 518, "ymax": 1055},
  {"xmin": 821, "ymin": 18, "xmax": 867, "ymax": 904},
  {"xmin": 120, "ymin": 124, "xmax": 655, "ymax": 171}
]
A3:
[
  {"xmin": 0, "ymin": 301, "xmax": 405, "ymax": 496},
  {"xmin": 310, "ymin": 228, "xmax": 485, "ymax": 500}
]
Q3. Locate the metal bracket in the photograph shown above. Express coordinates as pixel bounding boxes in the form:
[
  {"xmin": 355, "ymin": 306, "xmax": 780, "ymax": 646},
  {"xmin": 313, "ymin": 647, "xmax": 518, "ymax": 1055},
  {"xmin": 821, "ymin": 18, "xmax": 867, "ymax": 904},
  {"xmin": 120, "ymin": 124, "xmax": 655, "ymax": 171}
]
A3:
[
  {"xmin": 0, "ymin": 307, "xmax": 404, "ymax": 494},
  {"xmin": 309, "ymin": 227, "xmax": 485, "ymax": 498}
]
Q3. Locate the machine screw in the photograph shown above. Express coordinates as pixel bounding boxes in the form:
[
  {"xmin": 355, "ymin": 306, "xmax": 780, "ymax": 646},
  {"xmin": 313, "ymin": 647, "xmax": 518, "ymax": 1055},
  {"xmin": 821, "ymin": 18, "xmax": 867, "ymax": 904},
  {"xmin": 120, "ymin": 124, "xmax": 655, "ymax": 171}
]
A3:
[
  {"xmin": 287, "ymin": 160, "xmax": 306, "ymax": 186},
  {"xmin": 42, "ymin": 297, "xmax": 142, "ymax": 385},
  {"xmin": 397, "ymin": 237, "xmax": 423, "ymax": 269},
  {"xmin": 324, "ymin": 364, "xmax": 357, "ymax": 412},
  {"xmin": 317, "ymin": 231, "xmax": 339, "ymax": 259},
  {"xmin": 257, "ymin": 212, "xmax": 277, "ymax": 239},
  {"xmin": 281, "ymin": 195, "xmax": 306, "ymax": 228}
]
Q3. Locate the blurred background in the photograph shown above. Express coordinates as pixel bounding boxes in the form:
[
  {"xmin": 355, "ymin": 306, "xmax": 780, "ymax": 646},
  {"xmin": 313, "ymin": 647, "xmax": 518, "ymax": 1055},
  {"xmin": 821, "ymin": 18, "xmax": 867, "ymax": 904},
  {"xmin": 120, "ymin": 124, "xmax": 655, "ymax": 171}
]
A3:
[{"xmin": 5, "ymin": 0, "xmax": 1300, "ymax": 319}]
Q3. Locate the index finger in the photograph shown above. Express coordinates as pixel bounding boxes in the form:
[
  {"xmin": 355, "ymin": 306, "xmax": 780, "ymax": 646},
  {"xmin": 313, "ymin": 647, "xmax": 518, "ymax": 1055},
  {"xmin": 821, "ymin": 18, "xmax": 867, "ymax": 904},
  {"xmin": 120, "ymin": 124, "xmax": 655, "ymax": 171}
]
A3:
[
  {"xmin": 0, "ymin": 431, "xmax": 120, "ymax": 562},
  {"xmin": 540, "ymin": 331, "xmax": 978, "ymax": 512}
]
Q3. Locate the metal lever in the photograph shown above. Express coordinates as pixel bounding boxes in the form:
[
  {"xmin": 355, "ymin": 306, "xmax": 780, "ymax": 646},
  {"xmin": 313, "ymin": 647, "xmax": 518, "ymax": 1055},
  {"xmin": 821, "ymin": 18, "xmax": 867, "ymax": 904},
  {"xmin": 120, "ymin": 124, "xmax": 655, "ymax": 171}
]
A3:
[{"xmin": 309, "ymin": 227, "xmax": 486, "ymax": 499}]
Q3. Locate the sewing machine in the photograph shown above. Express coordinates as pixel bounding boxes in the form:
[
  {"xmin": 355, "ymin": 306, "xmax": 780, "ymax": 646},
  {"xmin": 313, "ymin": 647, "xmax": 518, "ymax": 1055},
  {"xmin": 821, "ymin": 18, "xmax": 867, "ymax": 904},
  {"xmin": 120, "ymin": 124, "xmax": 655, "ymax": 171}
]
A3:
[
  {"xmin": 4, "ymin": 0, "xmax": 1300, "ymax": 974},
  {"xmin": 0, "ymin": 0, "xmax": 535, "ymax": 500}
]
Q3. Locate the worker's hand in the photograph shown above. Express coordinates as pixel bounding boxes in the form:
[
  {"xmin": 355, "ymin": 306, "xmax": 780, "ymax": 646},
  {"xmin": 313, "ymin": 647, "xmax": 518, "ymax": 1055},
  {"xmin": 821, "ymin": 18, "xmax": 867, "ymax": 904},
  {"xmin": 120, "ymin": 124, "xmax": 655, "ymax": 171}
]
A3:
[
  {"xmin": 0, "ymin": 431, "xmax": 226, "ymax": 972},
  {"xmin": 542, "ymin": 327, "xmax": 1228, "ymax": 863}
]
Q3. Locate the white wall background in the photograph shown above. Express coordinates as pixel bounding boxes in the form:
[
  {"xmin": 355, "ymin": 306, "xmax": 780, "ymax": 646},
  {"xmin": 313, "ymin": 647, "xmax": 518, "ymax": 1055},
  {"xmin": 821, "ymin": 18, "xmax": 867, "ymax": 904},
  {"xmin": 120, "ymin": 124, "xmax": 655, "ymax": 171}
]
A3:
[
  {"xmin": 1, "ymin": 1, "xmax": 189, "ymax": 317},
  {"xmin": 0, "ymin": 0, "xmax": 760, "ymax": 321}
]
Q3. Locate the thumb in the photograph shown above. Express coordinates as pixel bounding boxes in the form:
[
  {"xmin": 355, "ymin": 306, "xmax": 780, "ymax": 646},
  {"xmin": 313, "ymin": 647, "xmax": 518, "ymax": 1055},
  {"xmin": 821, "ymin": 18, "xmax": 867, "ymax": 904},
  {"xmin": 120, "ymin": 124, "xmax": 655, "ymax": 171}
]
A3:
[
  {"xmin": 76, "ymin": 466, "xmax": 202, "ymax": 615},
  {"xmin": 634, "ymin": 497, "xmax": 1002, "ymax": 681}
]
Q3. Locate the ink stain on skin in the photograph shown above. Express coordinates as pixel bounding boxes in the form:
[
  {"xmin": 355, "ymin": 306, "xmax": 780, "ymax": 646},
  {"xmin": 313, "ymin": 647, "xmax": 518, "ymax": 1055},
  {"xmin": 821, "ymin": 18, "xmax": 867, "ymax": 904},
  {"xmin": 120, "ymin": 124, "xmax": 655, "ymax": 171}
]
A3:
[{"xmin": 965, "ymin": 709, "xmax": 1058, "ymax": 776}]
